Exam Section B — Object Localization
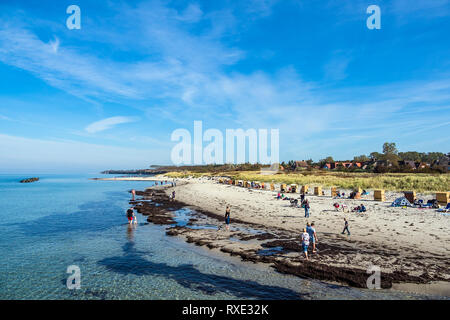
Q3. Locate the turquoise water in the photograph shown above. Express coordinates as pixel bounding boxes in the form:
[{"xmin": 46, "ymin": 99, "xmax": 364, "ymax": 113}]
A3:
[{"xmin": 0, "ymin": 174, "xmax": 443, "ymax": 299}]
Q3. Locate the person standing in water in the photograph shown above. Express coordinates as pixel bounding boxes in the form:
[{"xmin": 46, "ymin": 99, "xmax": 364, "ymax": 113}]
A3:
[
  {"xmin": 131, "ymin": 189, "xmax": 136, "ymax": 201},
  {"xmin": 225, "ymin": 205, "xmax": 231, "ymax": 231},
  {"xmin": 342, "ymin": 218, "xmax": 350, "ymax": 235},
  {"xmin": 126, "ymin": 207, "xmax": 135, "ymax": 225}
]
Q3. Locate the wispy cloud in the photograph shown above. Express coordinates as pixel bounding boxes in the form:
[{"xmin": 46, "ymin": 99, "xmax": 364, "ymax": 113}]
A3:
[
  {"xmin": 0, "ymin": 0, "xmax": 448, "ymax": 166},
  {"xmin": 323, "ymin": 51, "xmax": 352, "ymax": 81},
  {"xmin": 0, "ymin": 114, "xmax": 12, "ymax": 121},
  {"xmin": 85, "ymin": 116, "xmax": 139, "ymax": 134},
  {"xmin": 176, "ymin": 3, "xmax": 203, "ymax": 22},
  {"xmin": 49, "ymin": 37, "xmax": 60, "ymax": 53}
]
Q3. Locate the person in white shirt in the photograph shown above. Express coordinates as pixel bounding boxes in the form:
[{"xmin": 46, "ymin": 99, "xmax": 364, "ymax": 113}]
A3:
[{"xmin": 301, "ymin": 228, "xmax": 310, "ymax": 260}]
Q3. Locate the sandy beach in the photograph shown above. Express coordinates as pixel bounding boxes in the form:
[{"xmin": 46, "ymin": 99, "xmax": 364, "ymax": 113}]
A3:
[{"xmin": 129, "ymin": 176, "xmax": 450, "ymax": 295}]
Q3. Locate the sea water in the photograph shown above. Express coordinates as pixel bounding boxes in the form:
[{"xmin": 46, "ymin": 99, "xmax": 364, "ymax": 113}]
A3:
[{"xmin": 0, "ymin": 174, "xmax": 445, "ymax": 300}]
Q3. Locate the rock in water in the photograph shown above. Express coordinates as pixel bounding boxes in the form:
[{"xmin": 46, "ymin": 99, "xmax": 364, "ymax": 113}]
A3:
[{"xmin": 20, "ymin": 177, "xmax": 39, "ymax": 183}]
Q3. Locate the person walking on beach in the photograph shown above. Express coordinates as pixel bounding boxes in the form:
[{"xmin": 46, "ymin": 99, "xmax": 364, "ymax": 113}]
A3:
[
  {"xmin": 301, "ymin": 228, "xmax": 310, "ymax": 260},
  {"xmin": 307, "ymin": 222, "xmax": 318, "ymax": 253},
  {"xmin": 342, "ymin": 218, "xmax": 350, "ymax": 235},
  {"xmin": 172, "ymin": 190, "xmax": 176, "ymax": 201},
  {"xmin": 304, "ymin": 199, "xmax": 310, "ymax": 218},
  {"xmin": 126, "ymin": 207, "xmax": 135, "ymax": 225},
  {"xmin": 225, "ymin": 205, "xmax": 231, "ymax": 231},
  {"xmin": 300, "ymin": 193, "xmax": 305, "ymax": 203}
]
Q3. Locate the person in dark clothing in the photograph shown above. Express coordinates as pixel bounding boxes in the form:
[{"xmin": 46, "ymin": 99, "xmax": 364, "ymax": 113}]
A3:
[
  {"xmin": 126, "ymin": 207, "xmax": 135, "ymax": 225},
  {"xmin": 342, "ymin": 218, "xmax": 350, "ymax": 235},
  {"xmin": 225, "ymin": 205, "xmax": 231, "ymax": 231},
  {"xmin": 304, "ymin": 199, "xmax": 310, "ymax": 218}
]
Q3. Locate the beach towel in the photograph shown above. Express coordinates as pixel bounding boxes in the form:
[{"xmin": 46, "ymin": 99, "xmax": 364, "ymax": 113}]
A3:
[{"xmin": 437, "ymin": 203, "xmax": 450, "ymax": 212}]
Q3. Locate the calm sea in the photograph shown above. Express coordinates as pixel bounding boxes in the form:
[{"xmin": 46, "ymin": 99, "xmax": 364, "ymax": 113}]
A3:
[{"xmin": 0, "ymin": 174, "xmax": 442, "ymax": 299}]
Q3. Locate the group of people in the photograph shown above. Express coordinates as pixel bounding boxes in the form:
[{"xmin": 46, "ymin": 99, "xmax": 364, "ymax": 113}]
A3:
[
  {"xmin": 300, "ymin": 222, "xmax": 318, "ymax": 260},
  {"xmin": 277, "ymin": 192, "xmax": 311, "ymax": 218},
  {"xmin": 335, "ymin": 189, "xmax": 368, "ymax": 199},
  {"xmin": 352, "ymin": 204, "xmax": 366, "ymax": 213},
  {"xmin": 127, "ymin": 183, "xmax": 353, "ymax": 262},
  {"xmin": 127, "ymin": 185, "xmax": 177, "ymax": 224}
]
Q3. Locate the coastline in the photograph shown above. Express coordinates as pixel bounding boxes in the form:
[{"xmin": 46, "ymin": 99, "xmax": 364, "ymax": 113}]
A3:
[
  {"xmin": 90, "ymin": 177, "xmax": 168, "ymax": 181},
  {"xmin": 129, "ymin": 177, "xmax": 450, "ymax": 296}
]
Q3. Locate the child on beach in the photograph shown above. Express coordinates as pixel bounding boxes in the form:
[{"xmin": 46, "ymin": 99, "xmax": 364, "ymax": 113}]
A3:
[
  {"xmin": 342, "ymin": 218, "xmax": 350, "ymax": 235},
  {"xmin": 301, "ymin": 228, "xmax": 310, "ymax": 260},
  {"xmin": 126, "ymin": 207, "xmax": 135, "ymax": 225}
]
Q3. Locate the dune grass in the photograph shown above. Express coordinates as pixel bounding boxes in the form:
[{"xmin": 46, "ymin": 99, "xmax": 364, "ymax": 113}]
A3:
[{"xmin": 165, "ymin": 170, "xmax": 449, "ymax": 192}]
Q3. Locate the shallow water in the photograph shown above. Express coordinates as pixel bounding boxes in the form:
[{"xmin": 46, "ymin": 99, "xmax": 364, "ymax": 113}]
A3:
[{"xmin": 0, "ymin": 174, "xmax": 446, "ymax": 300}]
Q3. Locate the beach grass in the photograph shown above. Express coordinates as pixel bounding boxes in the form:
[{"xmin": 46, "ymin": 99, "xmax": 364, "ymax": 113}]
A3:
[{"xmin": 164, "ymin": 170, "xmax": 450, "ymax": 192}]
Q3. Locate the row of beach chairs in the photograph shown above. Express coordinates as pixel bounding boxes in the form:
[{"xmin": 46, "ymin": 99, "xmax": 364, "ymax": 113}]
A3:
[{"xmin": 217, "ymin": 178, "xmax": 449, "ymax": 207}]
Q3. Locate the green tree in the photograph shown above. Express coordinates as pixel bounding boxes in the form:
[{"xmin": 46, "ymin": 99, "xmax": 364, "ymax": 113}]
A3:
[
  {"xmin": 383, "ymin": 142, "xmax": 398, "ymax": 155},
  {"xmin": 370, "ymin": 152, "xmax": 382, "ymax": 160},
  {"xmin": 353, "ymin": 155, "xmax": 369, "ymax": 162},
  {"xmin": 398, "ymin": 151, "xmax": 421, "ymax": 162},
  {"xmin": 287, "ymin": 160, "xmax": 295, "ymax": 170},
  {"xmin": 422, "ymin": 152, "xmax": 445, "ymax": 163}
]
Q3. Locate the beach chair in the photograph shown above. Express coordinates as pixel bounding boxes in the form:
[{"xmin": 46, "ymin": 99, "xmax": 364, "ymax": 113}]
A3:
[
  {"xmin": 436, "ymin": 192, "xmax": 450, "ymax": 206},
  {"xmin": 373, "ymin": 189, "xmax": 385, "ymax": 201},
  {"xmin": 331, "ymin": 187, "xmax": 337, "ymax": 198},
  {"xmin": 314, "ymin": 186, "xmax": 322, "ymax": 196}
]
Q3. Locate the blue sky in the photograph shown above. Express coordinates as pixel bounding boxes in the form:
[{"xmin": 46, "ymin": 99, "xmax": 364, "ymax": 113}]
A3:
[{"xmin": 0, "ymin": 0, "xmax": 449, "ymax": 172}]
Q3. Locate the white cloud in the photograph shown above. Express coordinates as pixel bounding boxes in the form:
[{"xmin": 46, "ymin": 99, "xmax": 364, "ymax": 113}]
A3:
[
  {"xmin": 85, "ymin": 116, "xmax": 139, "ymax": 134},
  {"xmin": 49, "ymin": 37, "xmax": 60, "ymax": 54},
  {"xmin": 0, "ymin": 114, "xmax": 12, "ymax": 121},
  {"xmin": 0, "ymin": 1, "xmax": 449, "ymax": 164},
  {"xmin": 176, "ymin": 3, "xmax": 203, "ymax": 22}
]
